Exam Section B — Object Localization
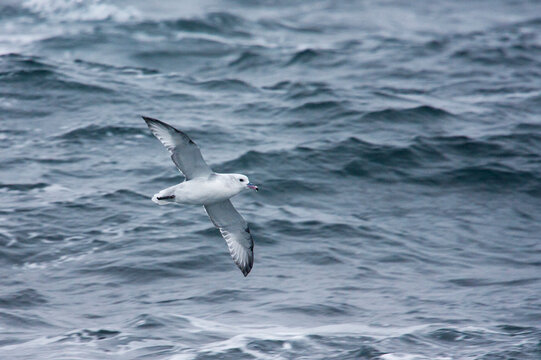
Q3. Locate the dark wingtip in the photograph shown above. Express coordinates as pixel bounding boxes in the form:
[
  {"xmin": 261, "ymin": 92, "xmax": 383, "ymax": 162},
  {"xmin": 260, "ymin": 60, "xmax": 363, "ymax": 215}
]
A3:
[
  {"xmin": 142, "ymin": 116, "xmax": 158, "ymax": 130},
  {"xmin": 142, "ymin": 115, "xmax": 160, "ymax": 124},
  {"xmin": 141, "ymin": 116, "xmax": 187, "ymax": 137},
  {"xmin": 142, "ymin": 115, "xmax": 164, "ymax": 124},
  {"xmin": 240, "ymin": 256, "xmax": 253, "ymax": 277}
]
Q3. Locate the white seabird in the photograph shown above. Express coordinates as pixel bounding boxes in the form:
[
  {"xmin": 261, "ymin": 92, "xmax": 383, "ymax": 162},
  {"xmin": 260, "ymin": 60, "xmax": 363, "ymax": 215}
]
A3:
[{"xmin": 143, "ymin": 116, "xmax": 258, "ymax": 276}]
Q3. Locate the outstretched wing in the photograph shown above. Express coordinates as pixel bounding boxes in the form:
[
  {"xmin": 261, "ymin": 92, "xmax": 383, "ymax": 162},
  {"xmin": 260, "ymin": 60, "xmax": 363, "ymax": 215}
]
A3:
[
  {"xmin": 143, "ymin": 116, "xmax": 213, "ymax": 180},
  {"xmin": 204, "ymin": 200, "xmax": 254, "ymax": 277}
]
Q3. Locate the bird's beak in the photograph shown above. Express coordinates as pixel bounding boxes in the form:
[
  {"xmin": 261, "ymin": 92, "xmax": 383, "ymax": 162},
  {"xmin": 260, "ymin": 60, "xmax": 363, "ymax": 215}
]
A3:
[{"xmin": 247, "ymin": 183, "xmax": 259, "ymax": 191}]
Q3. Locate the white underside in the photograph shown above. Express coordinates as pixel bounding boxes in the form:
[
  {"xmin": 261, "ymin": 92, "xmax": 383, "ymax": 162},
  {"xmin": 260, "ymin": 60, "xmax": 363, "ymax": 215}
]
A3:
[{"xmin": 152, "ymin": 174, "xmax": 244, "ymax": 206}]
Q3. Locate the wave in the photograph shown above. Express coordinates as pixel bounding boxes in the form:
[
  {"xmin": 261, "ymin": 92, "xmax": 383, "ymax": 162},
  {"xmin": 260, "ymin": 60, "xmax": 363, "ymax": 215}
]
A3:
[
  {"xmin": 62, "ymin": 328, "xmax": 120, "ymax": 341},
  {"xmin": 0, "ymin": 52, "xmax": 51, "ymax": 68},
  {"xmin": 263, "ymin": 218, "xmax": 365, "ymax": 241},
  {"xmin": 99, "ymin": 189, "xmax": 148, "ymax": 202},
  {"xmin": 56, "ymin": 125, "xmax": 146, "ymax": 142},
  {"xmin": 1, "ymin": 156, "xmax": 86, "ymax": 166},
  {"xmin": 448, "ymin": 17, "xmax": 541, "ymax": 68},
  {"xmin": 448, "ymin": 277, "xmax": 540, "ymax": 288},
  {"xmin": 286, "ymin": 48, "xmax": 343, "ymax": 67},
  {"xmin": 362, "ymin": 105, "xmax": 453, "ymax": 122},
  {"xmin": 452, "ymin": 48, "xmax": 536, "ymax": 66},
  {"xmin": 157, "ymin": 316, "xmax": 432, "ymax": 359},
  {"xmin": 287, "ymin": 48, "xmax": 320, "ymax": 64},
  {"xmin": 0, "ymin": 311, "xmax": 52, "ymax": 329},
  {"xmin": 194, "ymin": 78, "xmax": 256, "ymax": 92},
  {"xmin": 274, "ymin": 303, "xmax": 356, "ymax": 316},
  {"xmin": 0, "ymin": 289, "xmax": 47, "ymax": 308},
  {"xmin": 73, "ymin": 59, "xmax": 159, "ymax": 75},
  {"xmin": 0, "ymin": 182, "xmax": 49, "ymax": 191},
  {"xmin": 221, "ymin": 131, "xmax": 541, "ymax": 192},
  {"xmin": 186, "ymin": 289, "xmax": 253, "ymax": 304},
  {"xmin": 78, "ymin": 264, "xmax": 187, "ymax": 283},
  {"xmin": 419, "ymin": 165, "xmax": 539, "ymax": 188},
  {"xmin": 156, "ymin": 316, "xmax": 537, "ymax": 360},
  {"xmin": 133, "ymin": 37, "xmax": 234, "ymax": 59},
  {"xmin": 257, "ymin": 18, "xmax": 323, "ymax": 34},
  {"xmin": 1, "ymin": 69, "xmax": 111, "ymax": 93},
  {"xmin": 0, "ymin": 54, "xmax": 113, "ymax": 94},
  {"xmin": 127, "ymin": 314, "xmax": 168, "ymax": 329},
  {"xmin": 131, "ymin": 12, "xmax": 250, "ymax": 38},
  {"xmin": 20, "ymin": 0, "xmax": 140, "ymax": 22},
  {"xmin": 264, "ymin": 80, "xmax": 337, "ymax": 100},
  {"xmin": 228, "ymin": 51, "xmax": 273, "ymax": 70},
  {"xmin": 2, "ymin": 318, "xmax": 538, "ymax": 360},
  {"xmin": 166, "ymin": 12, "xmax": 249, "ymax": 37},
  {"xmin": 291, "ymin": 100, "xmax": 350, "ymax": 113},
  {"xmin": 282, "ymin": 100, "xmax": 360, "ymax": 125},
  {"xmin": 283, "ymin": 249, "xmax": 343, "ymax": 265},
  {"xmin": 0, "ymin": 5, "xmax": 33, "ymax": 19}
]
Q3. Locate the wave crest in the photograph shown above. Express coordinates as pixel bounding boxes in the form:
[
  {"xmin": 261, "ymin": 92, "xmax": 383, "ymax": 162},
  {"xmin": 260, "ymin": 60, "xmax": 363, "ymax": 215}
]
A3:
[{"xmin": 22, "ymin": 0, "xmax": 140, "ymax": 22}]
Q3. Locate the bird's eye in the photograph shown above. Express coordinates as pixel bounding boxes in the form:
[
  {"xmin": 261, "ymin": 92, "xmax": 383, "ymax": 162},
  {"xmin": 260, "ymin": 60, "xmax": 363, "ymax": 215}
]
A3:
[{"xmin": 239, "ymin": 179, "xmax": 244, "ymax": 182}]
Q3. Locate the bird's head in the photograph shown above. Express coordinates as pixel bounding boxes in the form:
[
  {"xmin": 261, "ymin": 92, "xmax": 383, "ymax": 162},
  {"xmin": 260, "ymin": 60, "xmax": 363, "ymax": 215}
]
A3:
[{"xmin": 231, "ymin": 174, "xmax": 258, "ymax": 192}]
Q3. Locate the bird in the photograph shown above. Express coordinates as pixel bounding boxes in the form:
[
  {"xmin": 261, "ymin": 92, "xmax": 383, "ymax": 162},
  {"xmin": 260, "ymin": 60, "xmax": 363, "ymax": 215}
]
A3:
[{"xmin": 142, "ymin": 116, "xmax": 258, "ymax": 276}]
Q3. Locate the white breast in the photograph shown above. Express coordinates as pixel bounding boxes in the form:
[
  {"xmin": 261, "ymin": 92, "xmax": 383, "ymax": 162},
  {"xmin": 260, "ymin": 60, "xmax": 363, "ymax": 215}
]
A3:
[{"xmin": 173, "ymin": 176, "xmax": 240, "ymax": 205}]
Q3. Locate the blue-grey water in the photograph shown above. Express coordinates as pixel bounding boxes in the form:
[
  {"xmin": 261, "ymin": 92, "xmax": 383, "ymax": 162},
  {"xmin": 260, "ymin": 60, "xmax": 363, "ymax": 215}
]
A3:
[{"xmin": 1, "ymin": 0, "xmax": 541, "ymax": 359}]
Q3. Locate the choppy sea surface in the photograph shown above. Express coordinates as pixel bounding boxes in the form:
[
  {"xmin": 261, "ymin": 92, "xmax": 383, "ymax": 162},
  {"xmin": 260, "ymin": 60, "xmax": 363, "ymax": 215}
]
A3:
[{"xmin": 1, "ymin": 0, "xmax": 541, "ymax": 359}]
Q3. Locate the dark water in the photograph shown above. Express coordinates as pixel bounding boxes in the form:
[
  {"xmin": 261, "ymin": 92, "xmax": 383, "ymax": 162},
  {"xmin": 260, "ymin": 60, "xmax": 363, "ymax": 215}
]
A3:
[{"xmin": 1, "ymin": 0, "xmax": 541, "ymax": 358}]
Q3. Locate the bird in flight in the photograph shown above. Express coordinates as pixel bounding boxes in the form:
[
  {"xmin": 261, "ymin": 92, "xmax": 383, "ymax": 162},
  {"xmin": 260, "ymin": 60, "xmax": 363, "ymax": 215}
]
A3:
[{"xmin": 143, "ymin": 116, "xmax": 258, "ymax": 277}]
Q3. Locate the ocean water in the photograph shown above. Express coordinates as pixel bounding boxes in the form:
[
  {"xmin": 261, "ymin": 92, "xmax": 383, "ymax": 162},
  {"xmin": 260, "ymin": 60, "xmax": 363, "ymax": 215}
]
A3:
[{"xmin": 1, "ymin": 0, "xmax": 541, "ymax": 359}]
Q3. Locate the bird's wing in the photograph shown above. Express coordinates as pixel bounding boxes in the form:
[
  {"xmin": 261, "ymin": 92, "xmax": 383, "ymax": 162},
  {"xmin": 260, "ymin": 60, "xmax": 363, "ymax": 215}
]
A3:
[
  {"xmin": 143, "ymin": 116, "xmax": 213, "ymax": 180},
  {"xmin": 204, "ymin": 200, "xmax": 254, "ymax": 276}
]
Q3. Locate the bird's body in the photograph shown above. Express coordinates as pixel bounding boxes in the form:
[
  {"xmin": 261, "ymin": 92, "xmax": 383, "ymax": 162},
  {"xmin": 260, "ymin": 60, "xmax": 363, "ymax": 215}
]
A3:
[
  {"xmin": 152, "ymin": 173, "xmax": 250, "ymax": 206},
  {"xmin": 142, "ymin": 116, "xmax": 258, "ymax": 276}
]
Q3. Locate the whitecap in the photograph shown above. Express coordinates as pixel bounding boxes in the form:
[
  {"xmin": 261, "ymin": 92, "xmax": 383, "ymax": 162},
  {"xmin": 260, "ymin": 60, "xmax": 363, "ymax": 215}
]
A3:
[{"xmin": 22, "ymin": 0, "xmax": 141, "ymax": 22}]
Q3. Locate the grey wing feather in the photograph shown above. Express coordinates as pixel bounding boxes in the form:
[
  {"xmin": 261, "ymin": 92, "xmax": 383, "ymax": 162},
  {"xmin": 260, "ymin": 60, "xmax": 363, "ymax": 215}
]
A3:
[
  {"xmin": 142, "ymin": 116, "xmax": 212, "ymax": 180},
  {"xmin": 204, "ymin": 200, "xmax": 254, "ymax": 277}
]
